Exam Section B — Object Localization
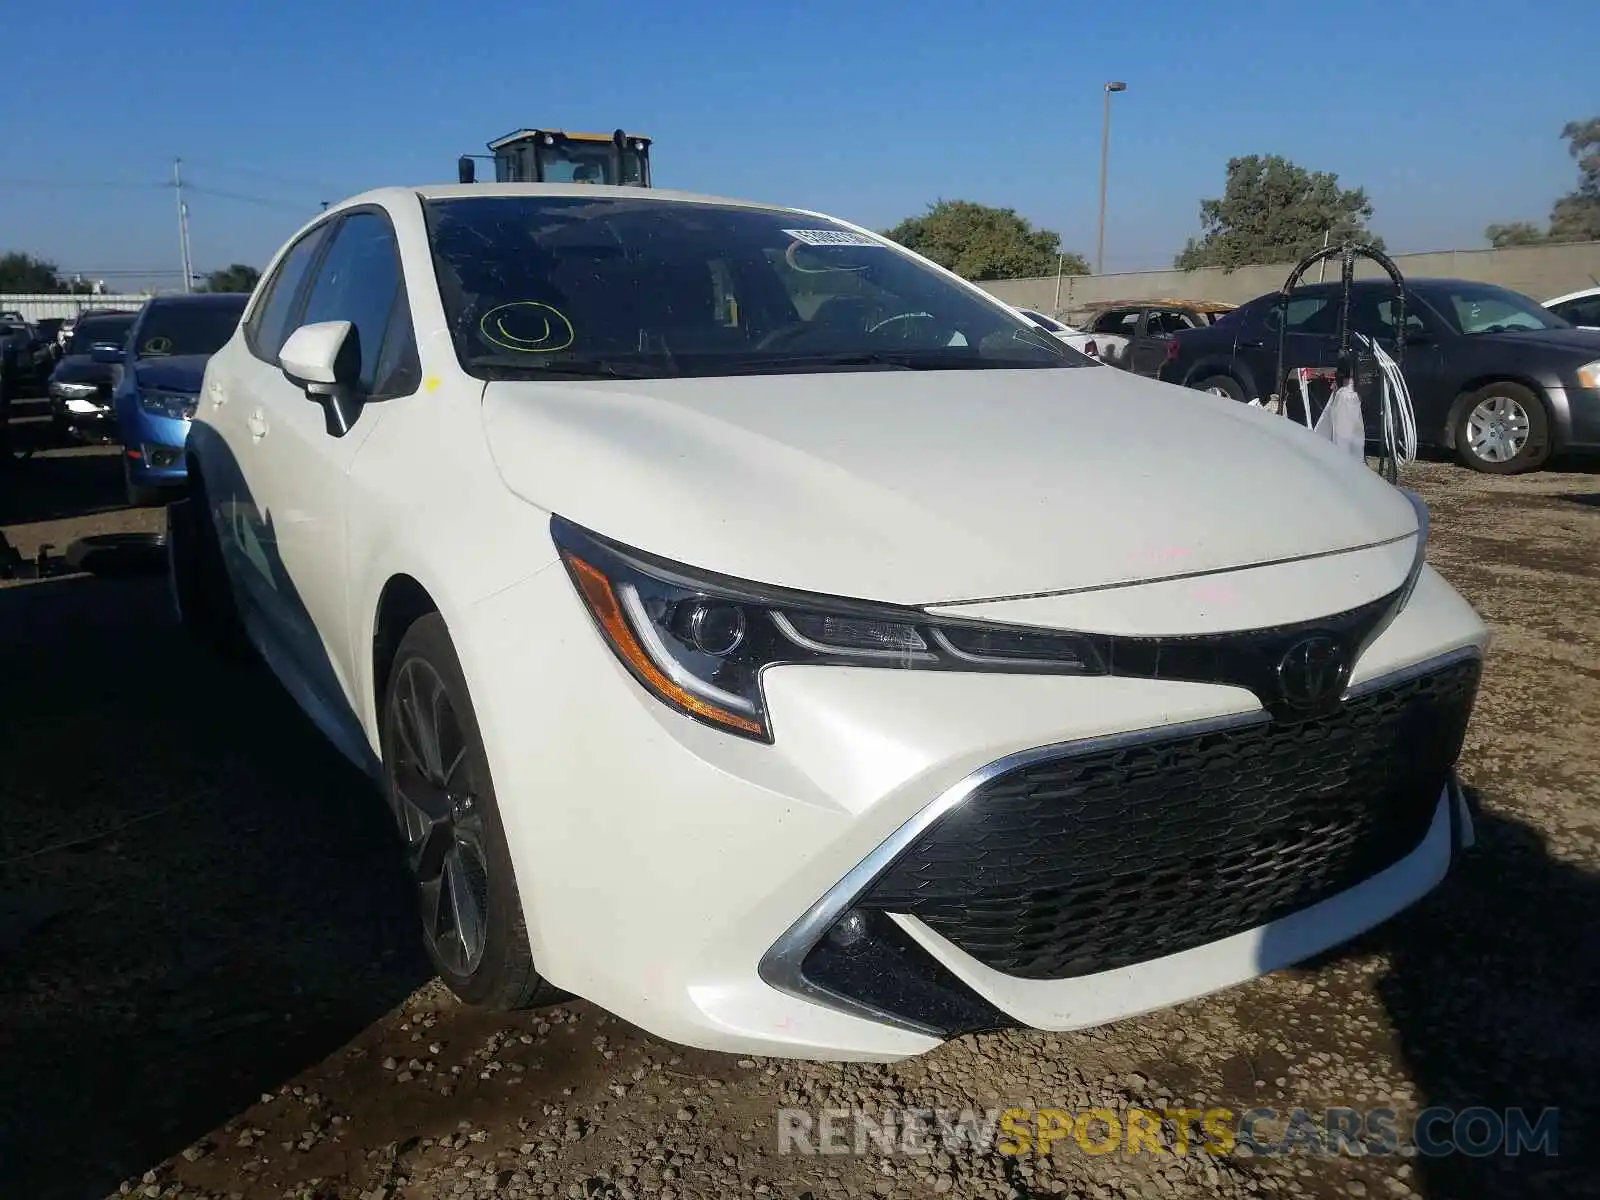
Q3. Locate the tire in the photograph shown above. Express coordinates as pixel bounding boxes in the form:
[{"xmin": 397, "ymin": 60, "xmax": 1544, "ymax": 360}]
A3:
[
  {"xmin": 1193, "ymin": 373, "xmax": 1247, "ymax": 403},
  {"xmin": 1454, "ymin": 382, "xmax": 1550, "ymax": 475},
  {"xmin": 382, "ymin": 613, "xmax": 561, "ymax": 1011},
  {"xmin": 167, "ymin": 487, "xmax": 254, "ymax": 662}
]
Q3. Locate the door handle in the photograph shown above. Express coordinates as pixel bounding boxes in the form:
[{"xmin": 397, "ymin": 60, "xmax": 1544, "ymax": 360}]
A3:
[{"xmin": 248, "ymin": 408, "xmax": 268, "ymax": 441}]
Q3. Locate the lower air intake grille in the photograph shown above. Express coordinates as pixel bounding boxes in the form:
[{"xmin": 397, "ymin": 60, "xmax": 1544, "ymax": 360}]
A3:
[{"xmin": 854, "ymin": 656, "xmax": 1480, "ymax": 981}]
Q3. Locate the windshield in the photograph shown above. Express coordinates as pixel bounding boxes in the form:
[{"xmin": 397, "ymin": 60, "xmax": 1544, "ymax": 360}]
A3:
[
  {"xmin": 535, "ymin": 142, "xmax": 647, "ymax": 186},
  {"xmin": 69, "ymin": 316, "xmax": 135, "ymax": 355},
  {"xmin": 423, "ymin": 197, "xmax": 1084, "ymax": 379},
  {"xmin": 133, "ymin": 300, "xmax": 247, "ymax": 359},
  {"xmin": 1419, "ymin": 283, "xmax": 1570, "ymax": 335}
]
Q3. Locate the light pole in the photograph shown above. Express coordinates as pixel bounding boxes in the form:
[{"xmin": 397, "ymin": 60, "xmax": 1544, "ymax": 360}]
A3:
[{"xmin": 1096, "ymin": 81, "xmax": 1126, "ymax": 275}]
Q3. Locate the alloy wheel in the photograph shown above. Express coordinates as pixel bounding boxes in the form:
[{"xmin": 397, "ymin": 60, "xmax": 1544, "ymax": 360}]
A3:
[
  {"xmin": 1466, "ymin": 394, "xmax": 1531, "ymax": 464},
  {"xmin": 389, "ymin": 658, "xmax": 490, "ymax": 977}
]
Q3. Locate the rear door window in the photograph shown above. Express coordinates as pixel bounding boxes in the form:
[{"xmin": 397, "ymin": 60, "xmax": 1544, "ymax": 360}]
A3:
[
  {"xmin": 1552, "ymin": 295, "xmax": 1600, "ymax": 327},
  {"xmin": 1092, "ymin": 308, "xmax": 1141, "ymax": 336}
]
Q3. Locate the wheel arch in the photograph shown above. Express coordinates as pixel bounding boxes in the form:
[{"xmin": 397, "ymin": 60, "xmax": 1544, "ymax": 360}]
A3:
[
  {"xmin": 372, "ymin": 573, "xmax": 442, "ymax": 727},
  {"xmin": 1442, "ymin": 374, "xmax": 1554, "ymax": 451},
  {"xmin": 1182, "ymin": 357, "xmax": 1256, "ymax": 396}
]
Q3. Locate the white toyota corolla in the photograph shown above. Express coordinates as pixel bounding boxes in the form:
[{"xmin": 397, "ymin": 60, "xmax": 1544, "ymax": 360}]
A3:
[{"xmin": 169, "ymin": 183, "xmax": 1488, "ymax": 1061}]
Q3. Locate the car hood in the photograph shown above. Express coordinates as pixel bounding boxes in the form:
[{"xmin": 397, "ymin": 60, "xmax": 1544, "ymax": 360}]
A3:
[
  {"xmin": 51, "ymin": 354, "xmax": 113, "ymax": 384},
  {"xmin": 1476, "ymin": 326, "xmax": 1600, "ymax": 355},
  {"xmin": 132, "ymin": 355, "xmax": 210, "ymax": 392},
  {"xmin": 481, "ymin": 366, "xmax": 1420, "ymax": 605}
]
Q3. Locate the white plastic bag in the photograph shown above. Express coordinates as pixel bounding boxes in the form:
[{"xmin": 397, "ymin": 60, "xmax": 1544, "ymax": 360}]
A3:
[{"xmin": 1314, "ymin": 383, "xmax": 1367, "ymax": 460}]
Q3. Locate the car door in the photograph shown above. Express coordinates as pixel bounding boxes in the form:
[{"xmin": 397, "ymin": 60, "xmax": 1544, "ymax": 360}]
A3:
[
  {"xmin": 1130, "ymin": 308, "xmax": 1195, "ymax": 377},
  {"xmin": 1089, "ymin": 307, "xmax": 1141, "ymax": 369},
  {"xmin": 1262, "ymin": 288, "xmax": 1341, "ymax": 423},
  {"xmin": 1347, "ymin": 288, "xmax": 1450, "ymax": 444},
  {"xmin": 232, "ymin": 208, "xmax": 412, "ymax": 729},
  {"xmin": 207, "ymin": 218, "xmax": 336, "ymax": 629}
]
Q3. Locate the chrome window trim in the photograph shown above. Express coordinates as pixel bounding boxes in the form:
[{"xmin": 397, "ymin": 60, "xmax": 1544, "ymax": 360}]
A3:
[{"xmin": 756, "ymin": 641, "xmax": 1479, "ymax": 1037}]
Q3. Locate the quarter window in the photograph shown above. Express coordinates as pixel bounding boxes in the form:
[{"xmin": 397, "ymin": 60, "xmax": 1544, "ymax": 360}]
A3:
[{"xmin": 249, "ymin": 224, "xmax": 330, "ymax": 361}]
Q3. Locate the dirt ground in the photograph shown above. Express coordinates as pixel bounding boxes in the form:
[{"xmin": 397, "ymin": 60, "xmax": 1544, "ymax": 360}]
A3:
[{"xmin": 2, "ymin": 389, "xmax": 1596, "ymax": 1200}]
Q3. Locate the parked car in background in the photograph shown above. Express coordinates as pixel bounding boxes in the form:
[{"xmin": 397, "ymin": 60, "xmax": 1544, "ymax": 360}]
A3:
[
  {"xmin": 101, "ymin": 293, "xmax": 249, "ymax": 505},
  {"xmin": 1073, "ymin": 299, "xmax": 1237, "ymax": 376},
  {"xmin": 1010, "ymin": 306, "xmax": 1077, "ymax": 335},
  {"xmin": 1163, "ymin": 278, "xmax": 1600, "ymax": 474},
  {"xmin": 1004, "ymin": 305, "xmax": 1099, "ymax": 357},
  {"xmin": 170, "ymin": 183, "xmax": 1487, "ymax": 1061},
  {"xmin": 1545, "ymin": 285, "xmax": 1600, "ymax": 330},
  {"xmin": 0, "ymin": 318, "xmax": 55, "ymax": 389},
  {"xmin": 47, "ymin": 311, "xmax": 138, "ymax": 442},
  {"xmin": 33, "ymin": 319, "xmax": 65, "ymax": 365}
]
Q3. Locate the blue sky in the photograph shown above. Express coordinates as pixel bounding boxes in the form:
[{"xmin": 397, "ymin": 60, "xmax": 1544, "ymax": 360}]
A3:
[{"xmin": 2, "ymin": 0, "xmax": 1594, "ymax": 287}]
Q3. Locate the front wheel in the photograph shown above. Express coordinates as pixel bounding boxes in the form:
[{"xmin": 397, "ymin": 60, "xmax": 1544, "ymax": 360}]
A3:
[
  {"xmin": 1454, "ymin": 382, "xmax": 1550, "ymax": 475},
  {"xmin": 382, "ymin": 613, "xmax": 562, "ymax": 1011}
]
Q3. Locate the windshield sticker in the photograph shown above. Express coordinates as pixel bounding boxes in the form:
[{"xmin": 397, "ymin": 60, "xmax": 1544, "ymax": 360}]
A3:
[
  {"xmin": 142, "ymin": 336, "xmax": 172, "ymax": 356},
  {"xmin": 782, "ymin": 228, "xmax": 882, "ymax": 248},
  {"xmin": 479, "ymin": 301, "xmax": 575, "ymax": 354}
]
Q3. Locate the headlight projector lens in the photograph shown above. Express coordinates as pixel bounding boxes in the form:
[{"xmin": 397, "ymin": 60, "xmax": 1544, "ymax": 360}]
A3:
[{"xmin": 683, "ymin": 602, "xmax": 747, "ymax": 656}]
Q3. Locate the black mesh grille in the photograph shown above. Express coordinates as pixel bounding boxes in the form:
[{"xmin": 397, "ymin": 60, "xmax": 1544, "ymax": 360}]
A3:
[{"xmin": 855, "ymin": 657, "xmax": 1480, "ymax": 981}]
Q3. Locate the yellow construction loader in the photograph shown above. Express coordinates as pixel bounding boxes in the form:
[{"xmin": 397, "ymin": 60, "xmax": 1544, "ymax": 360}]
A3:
[{"xmin": 457, "ymin": 128, "xmax": 652, "ymax": 187}]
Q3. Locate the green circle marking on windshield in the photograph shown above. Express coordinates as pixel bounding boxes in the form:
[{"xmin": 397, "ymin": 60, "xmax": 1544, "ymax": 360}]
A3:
[
  {"xmin": 479, "ymin": 302, "xmax": 576, "ymax": 354},
  {"xmin": 142, "ymin": 336, "xmax": 172, "ymax": 355}
]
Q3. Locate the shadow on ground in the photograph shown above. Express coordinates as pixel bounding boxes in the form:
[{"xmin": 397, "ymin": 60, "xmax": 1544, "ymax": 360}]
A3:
[
  {"xmin": 0, "ymin": 393, "xmax": 129, "ymax": 527},
  {"xmin": 1366, "ymin": 793, "xmax": 1599, "ymax": 1199},
  {"xmin": 0, "ymin": 570, "xmax": 430, "ymax": 1198}
]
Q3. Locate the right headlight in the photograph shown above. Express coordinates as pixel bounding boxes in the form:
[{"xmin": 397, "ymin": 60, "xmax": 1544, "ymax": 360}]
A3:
[
  {"xmin": 1576, "ymin": 359, "xmax": 1600, "ymax": 390},
  {"xmin": 551, "ymin": 516, "xmax": 1107, "ymax": 742}
]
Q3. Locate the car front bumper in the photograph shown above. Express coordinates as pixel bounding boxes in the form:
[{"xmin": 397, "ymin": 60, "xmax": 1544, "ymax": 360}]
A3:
[
  {"xmin": 455, "ymin": 550, "xmax": 1489, "ymax": 1062},
  {"xmin": 121, "ymin": 411, "xmax": 192, "ymax": 486}
]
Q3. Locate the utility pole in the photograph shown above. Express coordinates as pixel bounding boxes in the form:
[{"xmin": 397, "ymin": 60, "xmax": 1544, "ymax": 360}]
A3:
[
  {"xmin": 1096, "ymin": 81, "xmax": 1127, "ymax": 276},
  {"xmin": 174, "ymin": 158, "xmax": 194, "ymax": 294}
]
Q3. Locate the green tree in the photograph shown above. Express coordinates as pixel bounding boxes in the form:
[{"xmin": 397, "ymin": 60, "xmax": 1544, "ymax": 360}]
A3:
[
  {"xmin": 1483, "ymin": 117, "xmax": 1600, "ymax": 246},
  {"xmin": 1486, "ymin": 221, "xmax": 1550, "ymax": 248},
  {"xmin": 1548, "ymin": 117, "xmax": 1600, "ymax": 242},
  {"xmin": 883, "ymin": 200, "xmax": 1087, "ymax": 280},
  {"xmin": 202, "ymin": 264, "xmax": 261, "ymax": 294},
  {"xmin": 1174, "ymin": 155, "xmax": 1382, "ymax": 271},
  {"xmin": 0, "ymin": 252, "xmax": 66, "ymax": 293}
]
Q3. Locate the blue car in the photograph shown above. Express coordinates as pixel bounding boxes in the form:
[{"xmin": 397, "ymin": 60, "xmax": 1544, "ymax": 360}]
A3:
[{"xmin": 98, "ymin": 292, "xmax": 250, "ymax": 506}]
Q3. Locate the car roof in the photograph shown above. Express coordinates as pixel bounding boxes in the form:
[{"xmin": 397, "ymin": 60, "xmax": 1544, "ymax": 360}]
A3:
[
  {"xmin": 1083, "ymin": 297, "xmax": 1237, "ymax": 313},
  {"xmin": 334, "ymin": 183, "xmax": 819, "ymax": 218},
  {"xmin": 144, "ymin": 292, "xmax": 250, "ymax": 306}
]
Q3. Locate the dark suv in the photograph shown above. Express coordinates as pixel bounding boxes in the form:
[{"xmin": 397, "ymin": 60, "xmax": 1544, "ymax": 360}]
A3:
[{"xmin": 1162, "ymin": 278, "xmax": 1600, "ymax": 474}]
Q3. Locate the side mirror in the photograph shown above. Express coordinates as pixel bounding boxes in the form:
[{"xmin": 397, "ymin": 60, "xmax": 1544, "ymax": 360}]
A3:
[
  {"xmin": 279, "ymin": 320, "xmax": 361, "ymax": 437},
  {"xmin": 90, "ymin": 343, "xmax": 124, "ymax": 364},
  {"xmin": 1403, "ymin": 329, "xmax": 1433, "ymax": 346},
  {"xmin": 458, "ymin": 156, "xmax": 476, "ymax": 184}
]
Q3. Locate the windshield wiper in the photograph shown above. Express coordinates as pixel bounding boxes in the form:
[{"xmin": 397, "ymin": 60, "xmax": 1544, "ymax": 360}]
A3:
[
  {"xmin": 471, "ymin": 356, "xmax": 676, "ymax": 380},
  {"xmin": 716, "ymin": 351, "xmax": 1060, "ymax": 374}
]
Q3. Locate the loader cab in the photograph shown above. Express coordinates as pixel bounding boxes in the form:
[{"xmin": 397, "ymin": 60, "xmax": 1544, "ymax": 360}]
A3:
[{"xmin": 458, "ymin": 129, "xmax": 653, "ymax": 187}]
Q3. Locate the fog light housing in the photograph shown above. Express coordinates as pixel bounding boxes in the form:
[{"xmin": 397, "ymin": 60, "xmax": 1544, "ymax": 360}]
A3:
[{"xmin": 144, "ymin": 445, "xmax": 184, "ymax": 469}]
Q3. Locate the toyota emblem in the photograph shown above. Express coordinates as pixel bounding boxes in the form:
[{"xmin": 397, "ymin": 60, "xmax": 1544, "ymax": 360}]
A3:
[{"xmin": 1276, "ymin": 635, "xmax": 1348, "ymax": 709}]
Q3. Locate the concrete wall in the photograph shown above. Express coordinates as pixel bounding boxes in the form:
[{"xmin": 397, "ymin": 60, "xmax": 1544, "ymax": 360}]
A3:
[
  {"xmin": 0, "ymin": 293, "xmax": 155, "ymax": 321},
  {"xmin": 978, "ymin": 241, "xmax": 1600, "ymax": 322}
]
